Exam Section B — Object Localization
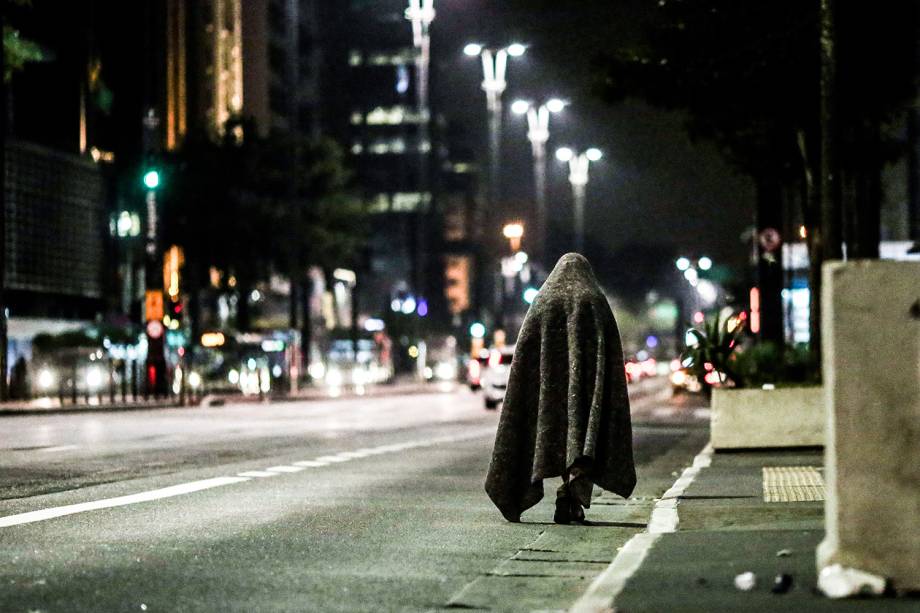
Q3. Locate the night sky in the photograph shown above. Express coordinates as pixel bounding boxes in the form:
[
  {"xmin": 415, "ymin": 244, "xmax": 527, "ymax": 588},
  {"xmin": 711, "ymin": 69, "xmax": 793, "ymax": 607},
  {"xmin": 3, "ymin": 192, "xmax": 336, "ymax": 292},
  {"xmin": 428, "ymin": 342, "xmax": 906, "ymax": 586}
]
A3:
[{"xmin": 430, "ymin": 0, "xmax": 757, "ymax": 283}]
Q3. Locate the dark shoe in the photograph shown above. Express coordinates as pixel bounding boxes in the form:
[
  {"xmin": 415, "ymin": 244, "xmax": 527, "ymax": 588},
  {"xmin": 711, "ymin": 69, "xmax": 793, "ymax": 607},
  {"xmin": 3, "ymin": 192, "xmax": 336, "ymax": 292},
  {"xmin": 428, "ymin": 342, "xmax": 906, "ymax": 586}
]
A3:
[{"xmin": 554, "ymin": 495, "xmax": 586, "ymax": 524}]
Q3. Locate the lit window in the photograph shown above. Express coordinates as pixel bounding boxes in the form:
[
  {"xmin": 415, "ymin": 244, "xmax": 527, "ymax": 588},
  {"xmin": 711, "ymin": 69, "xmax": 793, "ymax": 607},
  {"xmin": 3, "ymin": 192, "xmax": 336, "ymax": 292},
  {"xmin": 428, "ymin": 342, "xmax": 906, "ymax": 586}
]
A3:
[
  {"xmin": 350, "ymin": 112, "xmax": 364, "ymax": 125},
  {"xmin": 349, "ymin": 50, "xmax": 362, "ymax": 66},
  {"xmin": 350, "ymin": 143, "xmax": 363, "ymax": 155},
  {"xmin": 369, "ymin": 141, "xmax": 389, "ymax": 155}
]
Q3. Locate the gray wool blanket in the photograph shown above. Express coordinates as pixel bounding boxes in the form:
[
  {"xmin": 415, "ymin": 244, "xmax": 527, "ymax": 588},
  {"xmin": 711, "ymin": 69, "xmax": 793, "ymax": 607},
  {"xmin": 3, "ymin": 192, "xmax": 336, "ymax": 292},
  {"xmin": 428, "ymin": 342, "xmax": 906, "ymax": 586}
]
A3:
[{"xmin": 485, "ymin": 253, "xmax": 636, "ymax": 522}]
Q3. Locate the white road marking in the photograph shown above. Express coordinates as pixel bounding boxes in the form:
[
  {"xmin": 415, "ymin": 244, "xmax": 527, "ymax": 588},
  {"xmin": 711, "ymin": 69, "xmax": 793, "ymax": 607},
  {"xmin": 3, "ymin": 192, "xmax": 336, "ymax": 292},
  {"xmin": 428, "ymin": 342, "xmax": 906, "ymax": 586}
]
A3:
[
  {"xmin": 0, "ymin": 427, "xmax": 498, "ymax": 530},
  {"xmin": 337, "ymin": 450, "xmax": 373, "ymax": 459},
  {"xmin": 38, "ymin": 445, "xmax": 80, "ymax": 453},
  {"xmin": 0, "ymin": 477, "xmax": 249, "ymax": 528},
  {"xmin": 264, "ymin": 466, "xmax": 306, "ymax": 473},
  {"xmin": 569, "ymin": 443, "xmax": 713, "ymax": 613},
  {"xmin": 315, "ymin": 455, "xmax": 350, "ymax": 463}
]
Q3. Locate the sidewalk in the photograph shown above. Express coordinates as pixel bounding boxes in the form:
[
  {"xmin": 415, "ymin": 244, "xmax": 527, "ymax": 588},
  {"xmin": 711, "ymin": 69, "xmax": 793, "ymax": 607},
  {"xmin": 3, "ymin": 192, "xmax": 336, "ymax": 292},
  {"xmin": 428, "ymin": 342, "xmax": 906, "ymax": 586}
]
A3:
[{"xmin": 606, "ymin": 447, "xmax": 919, "ymax": 612}]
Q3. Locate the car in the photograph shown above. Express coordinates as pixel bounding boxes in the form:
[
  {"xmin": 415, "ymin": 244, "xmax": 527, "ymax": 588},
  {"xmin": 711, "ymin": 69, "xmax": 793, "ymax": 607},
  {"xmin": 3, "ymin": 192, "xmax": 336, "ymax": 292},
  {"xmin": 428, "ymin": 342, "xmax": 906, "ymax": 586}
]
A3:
[
  {"xmin": 482, "ymin": 345, "xmax": 515, "ymax": 409},
  {"xmin": 466, "ymin": 349, "xmax": 490, "ymax": 390},
  {"xmin": 670, "ymin": 366, "xmax": 702, "ymax": 394}
]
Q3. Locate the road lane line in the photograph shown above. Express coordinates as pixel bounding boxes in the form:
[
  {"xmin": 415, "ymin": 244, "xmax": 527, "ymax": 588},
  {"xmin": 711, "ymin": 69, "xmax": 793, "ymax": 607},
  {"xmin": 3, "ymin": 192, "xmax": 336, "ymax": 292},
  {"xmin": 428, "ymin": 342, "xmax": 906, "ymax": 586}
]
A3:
[
  {"xmin": 0, "ymin": 477, "xmax": 249, "ymax": 529},
  {"xmin": 264, "ymin": 465, "xmax": 306, "ymax": 473},
  {"xmin": 315, "ymin": 455, "xmax": 350, "ymax": 463},
  {"xmin": 237, "ymin": 471, "xmax": 280, "ymax": 478},
  {"xmin": 569, "ymin": 443, "xmax": 713, "ymax": 613},
  {"xmin": 38, "ymin": 445, "xmax": 80, "ymax": 453},
  {"xmin": 0, "ymin": 427, "xmax": 498, "ymax": 530}
]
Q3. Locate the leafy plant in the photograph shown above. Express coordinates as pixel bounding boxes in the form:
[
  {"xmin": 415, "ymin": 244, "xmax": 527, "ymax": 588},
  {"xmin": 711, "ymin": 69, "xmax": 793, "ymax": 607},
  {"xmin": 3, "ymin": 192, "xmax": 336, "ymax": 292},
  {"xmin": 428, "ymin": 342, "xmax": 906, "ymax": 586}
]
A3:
[
  {"xmin": 682, "ymin": 313, "xmax": 745, "ymax": 391},
  {"xmin": 734, "ymin": 341, "xmax": 820, "ymax": 387}
]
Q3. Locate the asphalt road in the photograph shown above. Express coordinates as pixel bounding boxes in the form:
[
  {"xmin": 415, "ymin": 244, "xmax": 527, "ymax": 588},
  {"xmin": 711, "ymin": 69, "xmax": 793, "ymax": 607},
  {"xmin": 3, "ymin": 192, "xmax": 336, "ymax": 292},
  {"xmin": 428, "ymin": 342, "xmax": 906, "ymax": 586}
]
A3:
[{"xmin": 0, "ymin": 380, "xmax": 708, "ymax": 612}]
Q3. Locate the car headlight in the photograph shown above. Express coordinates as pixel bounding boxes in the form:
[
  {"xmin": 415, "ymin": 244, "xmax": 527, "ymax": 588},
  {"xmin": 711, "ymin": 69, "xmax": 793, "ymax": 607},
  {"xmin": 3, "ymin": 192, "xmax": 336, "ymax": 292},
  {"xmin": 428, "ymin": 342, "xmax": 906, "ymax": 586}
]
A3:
[
  {"xmin": 325, "ymin": 368, "xmax": 343, "ymax": 387},
  {"xmin": 37, "ymin": 368, "xmax": 56, "ymax": 390},
  {"xmin": 434, "ymin": 362, "xmax": 457, "ymax": 381},
  {"xmin": 85, "ymin": 367, "xmax": 103, "ymax": 390}
]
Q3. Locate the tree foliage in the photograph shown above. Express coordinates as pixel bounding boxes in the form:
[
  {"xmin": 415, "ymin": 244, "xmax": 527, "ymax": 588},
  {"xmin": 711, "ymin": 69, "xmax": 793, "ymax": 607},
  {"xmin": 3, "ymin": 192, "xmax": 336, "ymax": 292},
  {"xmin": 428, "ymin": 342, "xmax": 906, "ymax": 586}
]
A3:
[
  {"xmin": 160, "ymin": 121, "xmax": 368, "ymax": 329},
  {"xmin": 594, "ymin": 0, "xmax": 917, "ymax": 184}
]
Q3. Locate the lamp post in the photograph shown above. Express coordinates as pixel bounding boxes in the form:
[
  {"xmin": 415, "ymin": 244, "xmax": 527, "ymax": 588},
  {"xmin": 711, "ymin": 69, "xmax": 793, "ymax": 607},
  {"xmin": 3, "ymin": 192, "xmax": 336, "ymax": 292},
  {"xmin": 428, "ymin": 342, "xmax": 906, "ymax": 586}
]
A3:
[
  {"xmin": 555, "ymin": 147, "xmax": 602, "ymax": 254},
  {"xmin": 405, "ymin": 1, "xmax": 435, "ymax": 181},
  {"xmin": 511, "ymin": 98, "xmax": 565, "ymax": 268},
  {"xmin": 405, "ymin": 1, "xmax": 435, "ymax": 317},
  {"xmin": 464, "ymin": 42, "xmax": 525, "ymax": 212}
]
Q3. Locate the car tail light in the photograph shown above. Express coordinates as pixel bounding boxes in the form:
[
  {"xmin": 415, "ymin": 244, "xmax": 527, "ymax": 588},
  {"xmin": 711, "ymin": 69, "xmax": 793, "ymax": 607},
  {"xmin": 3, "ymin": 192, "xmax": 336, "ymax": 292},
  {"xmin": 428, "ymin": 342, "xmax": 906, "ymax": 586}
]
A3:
[
  {"xmin": 468, "ymin": 359, "xmax": 481, "ymax": 379},
  {"xmin": 488, "ymin": 350, "xmax": 501, "ymax": 368}
]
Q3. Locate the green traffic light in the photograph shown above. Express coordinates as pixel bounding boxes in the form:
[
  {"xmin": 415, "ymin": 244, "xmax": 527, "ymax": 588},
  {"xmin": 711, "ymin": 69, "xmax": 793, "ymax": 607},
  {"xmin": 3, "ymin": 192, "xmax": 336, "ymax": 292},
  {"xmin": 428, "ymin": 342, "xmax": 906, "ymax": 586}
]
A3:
[{"xmin": 143, "ymin": 170, "xmax": 160, "ymax": 190}]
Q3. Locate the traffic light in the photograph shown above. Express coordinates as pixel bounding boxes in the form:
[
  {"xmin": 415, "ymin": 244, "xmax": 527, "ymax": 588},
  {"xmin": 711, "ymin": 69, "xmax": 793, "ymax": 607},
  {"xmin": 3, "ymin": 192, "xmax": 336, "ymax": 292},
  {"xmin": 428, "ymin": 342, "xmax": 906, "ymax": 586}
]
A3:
[
  {"xmin": 143, "ymin": 169, "xmax": 160, "ymax": 190},
  {"xmin": 444, "ymin": 255, "xmax": 471, "ymax": 315}
]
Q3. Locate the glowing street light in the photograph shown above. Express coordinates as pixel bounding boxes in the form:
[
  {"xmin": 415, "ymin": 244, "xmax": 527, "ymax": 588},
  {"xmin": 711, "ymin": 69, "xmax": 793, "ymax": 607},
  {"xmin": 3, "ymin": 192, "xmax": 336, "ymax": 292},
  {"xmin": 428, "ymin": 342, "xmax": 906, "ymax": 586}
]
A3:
[
  {"xmin": 465, "ymin": 42, "xmax": 526, "ymax": 211},
  {"xmin": 506, "ymin": 43, "xmax": 527, "ymax": 57},
  {"xmin": 555, "ymin": 147, "xmax": 602, "ymax": 253},
  {"xmin": 698, "ymin": 256, "xmax": 713, "ymax": 271},
  {"xmin": 512, "ymin": 97, "xmax": 567, "ymax": 267},
  {"xmin": 463, "ymin": 43, "xmax": 483, "ymax": 57},
  {"xmin": 503, "ymin": 222, "xmax": 524, "ymax": 252},
  {"xmin": 676, "ymin": 257, "xmax": 691, "ymax": 271}
]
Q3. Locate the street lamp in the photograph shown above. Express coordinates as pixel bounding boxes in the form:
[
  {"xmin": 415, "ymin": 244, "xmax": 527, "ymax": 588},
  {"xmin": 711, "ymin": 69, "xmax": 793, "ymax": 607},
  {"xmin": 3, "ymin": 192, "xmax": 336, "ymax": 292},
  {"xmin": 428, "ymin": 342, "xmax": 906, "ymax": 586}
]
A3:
[
  {"xmin": 555, "ymin": 147, "xmax": 601, "ymax": 254},
  {"xmin": 405, "ymin": 1, "xmax": 435, "ymax": 312},
  {"xmin": 502, "ymin": 222, "xmax": 524, "ymax": 253},
  {"xmin": 465, "ymin": 42, "xmax": 526, "ymax": 212},
  {"xmin": 512, "ymin": 97, "xmax": 566, "ymax": 267}
]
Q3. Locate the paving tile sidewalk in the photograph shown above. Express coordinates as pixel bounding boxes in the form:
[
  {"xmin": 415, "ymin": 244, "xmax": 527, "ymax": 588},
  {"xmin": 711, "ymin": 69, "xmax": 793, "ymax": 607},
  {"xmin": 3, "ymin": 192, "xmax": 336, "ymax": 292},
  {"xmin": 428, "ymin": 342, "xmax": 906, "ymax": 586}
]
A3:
[{"xmin": 611, "ymin": 448, "xmax": 919, "ymax": 612}]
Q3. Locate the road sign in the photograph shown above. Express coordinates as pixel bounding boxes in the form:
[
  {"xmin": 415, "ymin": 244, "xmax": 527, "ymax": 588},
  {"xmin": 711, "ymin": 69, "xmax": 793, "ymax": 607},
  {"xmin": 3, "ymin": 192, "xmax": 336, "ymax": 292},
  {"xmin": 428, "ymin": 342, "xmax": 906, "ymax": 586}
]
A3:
[
  {"xmin": 145, "ymin": 290, "xmax": 164, "ymax": 321},
  {"xmin": 759, "ymin": 228, "xmax": 782, "ymax": 253}
]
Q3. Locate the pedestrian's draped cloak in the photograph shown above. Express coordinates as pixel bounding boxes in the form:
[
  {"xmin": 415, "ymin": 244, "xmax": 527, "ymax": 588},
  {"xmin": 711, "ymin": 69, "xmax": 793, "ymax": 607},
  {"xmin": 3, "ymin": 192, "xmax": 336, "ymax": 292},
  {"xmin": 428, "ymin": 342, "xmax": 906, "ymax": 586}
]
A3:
[{"xmin": 485, "ymin": 253, "xmax": 636, "ymax": 522}]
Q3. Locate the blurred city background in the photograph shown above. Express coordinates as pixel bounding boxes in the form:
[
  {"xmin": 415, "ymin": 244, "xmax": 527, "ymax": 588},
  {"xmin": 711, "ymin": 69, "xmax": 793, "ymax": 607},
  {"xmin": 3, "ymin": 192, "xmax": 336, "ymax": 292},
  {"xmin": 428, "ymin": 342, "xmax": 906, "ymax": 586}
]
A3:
[{"xmin": 1, "ymin": 0, "xmax": 918, "ymax": 405}]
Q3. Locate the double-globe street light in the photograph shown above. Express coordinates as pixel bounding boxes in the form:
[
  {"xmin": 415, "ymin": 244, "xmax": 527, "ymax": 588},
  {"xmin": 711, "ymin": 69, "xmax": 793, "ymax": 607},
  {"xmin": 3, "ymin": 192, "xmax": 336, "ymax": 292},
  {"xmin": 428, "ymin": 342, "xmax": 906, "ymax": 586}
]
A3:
[
  {"xmin": 464, "ymin": 42, "xmax": 526, "ymax": 211},
  {"xmin": 404, "ymin": 1, "xmax": 435, "ymax": 312},
  {"xmin": 405, "ymin": 0, "xmax": 435, "ymax": 184},
  {"xmin": 556, "ymin": 146, "xmax": 602, "ymax": 254},
  {"xmin": 511, "ymin": 97, "xmax": 566, "ymax": 268}
]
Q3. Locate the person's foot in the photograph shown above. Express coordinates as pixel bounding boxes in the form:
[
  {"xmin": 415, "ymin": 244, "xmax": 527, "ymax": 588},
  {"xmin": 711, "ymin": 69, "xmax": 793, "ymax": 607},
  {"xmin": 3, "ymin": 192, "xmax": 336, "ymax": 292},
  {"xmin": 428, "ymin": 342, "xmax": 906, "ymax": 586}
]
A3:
[{"xmin": 554, "ymin": 495, "xmax": 586, "ymax": 524}]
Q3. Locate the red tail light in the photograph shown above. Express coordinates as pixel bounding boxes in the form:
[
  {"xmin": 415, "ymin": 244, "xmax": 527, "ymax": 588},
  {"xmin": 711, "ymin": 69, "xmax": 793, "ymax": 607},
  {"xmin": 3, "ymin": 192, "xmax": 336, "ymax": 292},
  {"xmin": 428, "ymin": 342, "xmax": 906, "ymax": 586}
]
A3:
[{"xmin": 488, "ymin": 350, "xmax": 501, "ymax": 368}]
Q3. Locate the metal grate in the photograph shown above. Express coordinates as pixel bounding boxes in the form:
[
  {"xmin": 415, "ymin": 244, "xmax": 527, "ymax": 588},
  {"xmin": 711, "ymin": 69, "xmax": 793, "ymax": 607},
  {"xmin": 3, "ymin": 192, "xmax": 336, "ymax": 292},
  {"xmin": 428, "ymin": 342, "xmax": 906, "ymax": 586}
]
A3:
[{"xmin": 762, "ymin": 466, "xmax": 826, "ymax": 502}]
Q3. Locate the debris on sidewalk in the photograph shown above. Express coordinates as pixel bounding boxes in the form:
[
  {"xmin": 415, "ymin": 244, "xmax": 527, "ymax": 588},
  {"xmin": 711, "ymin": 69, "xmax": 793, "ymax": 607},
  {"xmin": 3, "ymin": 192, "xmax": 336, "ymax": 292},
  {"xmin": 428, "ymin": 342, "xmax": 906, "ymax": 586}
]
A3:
[
  {"xmin": 817, "ymin": 564, "xmax": 886, "ymax": 599},
  {"xmin": 771, "ymin": 574, "xmax": 794, "ymax": 594},
  {"xmin": 733, "ymin": 571, "xmax": 757, "ymax": 591},
  {"xmin": 776, "ymin": 548, "xmax": 792, "ymax": 557}
]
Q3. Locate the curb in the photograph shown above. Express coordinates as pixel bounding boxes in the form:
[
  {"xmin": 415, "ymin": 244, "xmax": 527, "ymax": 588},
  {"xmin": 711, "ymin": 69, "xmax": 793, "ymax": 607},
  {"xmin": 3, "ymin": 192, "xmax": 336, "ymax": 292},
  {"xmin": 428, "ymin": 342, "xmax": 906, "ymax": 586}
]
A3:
[{"xmin": 569, "ymin": 442, "xmax": 714, "ymax": 613}]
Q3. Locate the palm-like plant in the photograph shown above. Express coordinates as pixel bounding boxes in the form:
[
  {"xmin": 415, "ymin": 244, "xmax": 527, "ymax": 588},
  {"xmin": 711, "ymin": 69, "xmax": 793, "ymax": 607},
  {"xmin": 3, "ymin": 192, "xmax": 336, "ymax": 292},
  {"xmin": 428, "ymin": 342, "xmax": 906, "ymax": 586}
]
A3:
[{"xmin": 682, "ymin": 312, "xmax": 745, "ymax": 392}]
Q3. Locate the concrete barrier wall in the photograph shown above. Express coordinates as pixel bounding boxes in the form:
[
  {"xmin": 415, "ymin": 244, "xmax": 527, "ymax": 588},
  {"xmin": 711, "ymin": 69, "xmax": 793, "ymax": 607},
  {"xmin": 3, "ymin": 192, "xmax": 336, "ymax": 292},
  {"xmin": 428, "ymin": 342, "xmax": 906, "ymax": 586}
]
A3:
[{"xmin": 817, "ymin": 260, "xmax": 920, "ymax": 592}]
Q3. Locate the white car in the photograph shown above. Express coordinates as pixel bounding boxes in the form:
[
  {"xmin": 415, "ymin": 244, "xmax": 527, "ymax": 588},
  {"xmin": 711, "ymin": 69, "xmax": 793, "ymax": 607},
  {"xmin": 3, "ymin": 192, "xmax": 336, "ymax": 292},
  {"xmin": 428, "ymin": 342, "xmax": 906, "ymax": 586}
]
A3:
[{"xmin": 482, "ymin": 345, "xmax": 515, "ymax": 409}]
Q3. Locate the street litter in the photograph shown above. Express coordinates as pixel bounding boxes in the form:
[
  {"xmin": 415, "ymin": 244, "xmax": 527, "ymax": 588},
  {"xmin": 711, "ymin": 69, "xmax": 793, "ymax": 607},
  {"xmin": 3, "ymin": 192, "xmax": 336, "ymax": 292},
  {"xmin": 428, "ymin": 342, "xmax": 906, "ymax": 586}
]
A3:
[
  {"xmin": 775, "ymin": 549, "xmax": 792, "ymax": 557},
  {"xmin": 771, "ymin": 574, "xmax": 793, "ymax": 594},
  {"xmin": 818, "ymin": 564, "xmax": 886, "ymax": 598},
  {"xmin": 734, "ymin": 571, "xmax": 757, "ymax": 591}
]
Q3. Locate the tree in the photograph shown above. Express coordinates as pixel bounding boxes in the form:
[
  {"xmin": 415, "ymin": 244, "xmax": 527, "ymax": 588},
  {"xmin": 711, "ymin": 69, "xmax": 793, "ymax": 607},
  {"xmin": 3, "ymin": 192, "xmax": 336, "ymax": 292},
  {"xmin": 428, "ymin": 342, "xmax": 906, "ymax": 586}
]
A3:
[
  {"xmin": 160, "ymin": 121, "xmax": 367, "ymax": 375},
  {"xmin": 592, "ymin": 0, "xmax": 917, "ymax": 357}
]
